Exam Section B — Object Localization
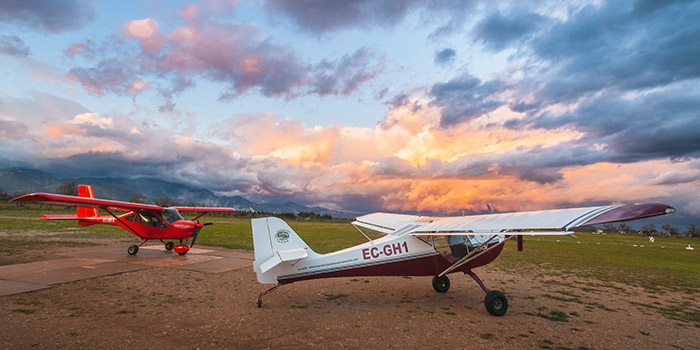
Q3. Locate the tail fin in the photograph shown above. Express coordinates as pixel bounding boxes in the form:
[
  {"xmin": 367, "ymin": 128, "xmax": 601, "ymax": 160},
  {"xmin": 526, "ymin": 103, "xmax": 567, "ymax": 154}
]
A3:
[
  {"xmin": 252, "ymin": 217, "xmax": 316, "ymax": 284},
  {"xmin": 77, "ymin": 185, "xmax": 99, "ymax": 218}
]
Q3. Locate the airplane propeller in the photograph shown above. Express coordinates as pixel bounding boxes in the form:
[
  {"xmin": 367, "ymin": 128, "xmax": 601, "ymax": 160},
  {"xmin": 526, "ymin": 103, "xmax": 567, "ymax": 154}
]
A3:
[{"xmin": 190, "ymin": 221, "xmax": 213, "ymax": 248}]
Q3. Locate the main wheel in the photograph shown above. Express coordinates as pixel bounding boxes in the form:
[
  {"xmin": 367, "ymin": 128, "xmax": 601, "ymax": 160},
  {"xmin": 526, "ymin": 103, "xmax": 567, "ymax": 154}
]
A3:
[
  {"xmin": 432, "ymin": 275, "xmax": 450, "ymax": 293},
  {"xmin": 178, "ymin": 251, "xmax": 187, "ymax": 256},
  {"xmin": 127, "ymin": 245, "xmax": 139, "ymax": 255},
  {"xmin": 484, "ymin": 290, "xmax": 508, "ymax": 316},
  {"xmin": 165, "ymin": 242, "xmax": 174, "ymax": 251}
]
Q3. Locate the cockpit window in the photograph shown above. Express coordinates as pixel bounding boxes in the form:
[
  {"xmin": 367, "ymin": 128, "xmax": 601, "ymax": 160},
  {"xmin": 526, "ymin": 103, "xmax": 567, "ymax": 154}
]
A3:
[
  {"xmin": 160, "ymin": 208, "xmax": 184, "ymax": 224},
  {"xmin": 138, "ymin": 211, "xmax": 168, "ymax": 229}
]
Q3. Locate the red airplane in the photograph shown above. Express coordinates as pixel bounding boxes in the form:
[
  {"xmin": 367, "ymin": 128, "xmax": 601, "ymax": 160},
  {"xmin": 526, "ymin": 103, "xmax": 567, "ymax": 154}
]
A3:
[{"xmin": 11, "ymin": 185, "xmax": 236, "ymax": 255}]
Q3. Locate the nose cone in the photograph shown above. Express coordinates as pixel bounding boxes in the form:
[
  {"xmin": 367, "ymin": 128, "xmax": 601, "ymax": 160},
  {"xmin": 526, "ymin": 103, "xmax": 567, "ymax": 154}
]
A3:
[{"xmin": 172, "ymin": 220, "xmax": 196, "ymax": 231}]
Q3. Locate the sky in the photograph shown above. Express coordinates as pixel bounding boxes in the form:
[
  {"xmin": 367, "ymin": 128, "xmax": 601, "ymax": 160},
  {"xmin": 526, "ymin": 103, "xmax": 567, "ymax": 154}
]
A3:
[{"xmin": 0, "ymin": 0, "xmax": 699, "ymax": 221}]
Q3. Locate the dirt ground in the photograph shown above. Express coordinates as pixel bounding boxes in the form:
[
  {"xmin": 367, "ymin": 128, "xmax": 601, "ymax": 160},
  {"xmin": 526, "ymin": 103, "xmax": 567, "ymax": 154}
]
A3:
[{"xmin": 1, "ymin": 241, "xmax": 699, "ymax": 350}]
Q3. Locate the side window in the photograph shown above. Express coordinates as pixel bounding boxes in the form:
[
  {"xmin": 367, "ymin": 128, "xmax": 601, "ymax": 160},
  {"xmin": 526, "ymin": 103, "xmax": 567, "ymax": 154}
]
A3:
[
  {"xmin": 138, "ymin": 212, "xmax": 168, "ymax": 229},
  {"xmin": 124, "ymin": 213, "xmax": 139, "ymax": 223}
]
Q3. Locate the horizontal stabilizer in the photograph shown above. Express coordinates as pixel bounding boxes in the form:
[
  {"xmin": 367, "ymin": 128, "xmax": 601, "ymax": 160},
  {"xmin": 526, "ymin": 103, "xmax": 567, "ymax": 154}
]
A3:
[
  {"xmin": 259, "ymin": 248, "xmax": 309, "ymax": 274},
  {"xmin": 42, "ymin": 214, "xmax": 80, "ymax": 220}
]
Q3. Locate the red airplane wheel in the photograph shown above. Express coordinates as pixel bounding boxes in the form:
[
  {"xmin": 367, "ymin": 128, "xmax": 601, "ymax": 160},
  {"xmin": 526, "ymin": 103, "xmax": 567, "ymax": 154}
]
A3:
[
  {"xmin": 127, "ymin": 245, "xmax": 139, "ymax": 255},
  {"xmin": 165, "ymin": 242, "xmax": 174, "ymax": 251}
]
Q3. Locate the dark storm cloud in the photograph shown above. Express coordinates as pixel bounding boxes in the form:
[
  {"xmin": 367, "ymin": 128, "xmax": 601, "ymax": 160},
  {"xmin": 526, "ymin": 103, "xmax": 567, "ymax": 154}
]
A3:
[
  {"xmin": 532, "ymin": 0, "xmax": 700, "ymax": 104},
  {"xmin": 429, "ymin": 73, "xmax": 507, "ymax": 125},
  {"xmin": 434, "ymin": 48, "xmax": 456, "ymax": 66},
  {"xmin": 0, "ymin": 35, "xmax": 30, "ymax": 57},
  {"xmin": 0, "ymin": 0, "xmax": 95, "ymax": 33},
  {"xmin": 264, "ymin": 0, "xmax": 421, "ymax": 34},
  {"xmin": 521, "ymin": 87, "xmax": 700, "ymax": 161},
  {"xmin": 424, "ymin": 0, "xmax": 700, "ymax": 175},
  {"xmin": 473, "ymin": 10, "xmax": 548, "ymax": 51}
]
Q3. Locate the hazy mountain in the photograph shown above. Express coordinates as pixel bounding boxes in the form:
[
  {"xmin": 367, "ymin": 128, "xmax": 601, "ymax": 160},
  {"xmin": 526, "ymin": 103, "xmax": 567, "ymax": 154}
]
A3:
[{"xmin": 0, "ymin": 167, "xmax": 354, "ymax": 218}]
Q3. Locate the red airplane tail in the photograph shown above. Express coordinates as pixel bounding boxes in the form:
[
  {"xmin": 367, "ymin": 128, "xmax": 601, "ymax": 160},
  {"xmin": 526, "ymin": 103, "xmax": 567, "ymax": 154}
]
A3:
[{"xmin": 77, "ymin": 185, "xmax": 99, "ymax": 219}]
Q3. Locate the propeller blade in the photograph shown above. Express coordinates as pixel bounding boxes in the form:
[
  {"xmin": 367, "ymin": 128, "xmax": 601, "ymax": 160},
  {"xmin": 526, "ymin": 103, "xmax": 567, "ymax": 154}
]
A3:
[{"xmin": 190, "ymin": 225, "xmax": 201, "ymax": 248}]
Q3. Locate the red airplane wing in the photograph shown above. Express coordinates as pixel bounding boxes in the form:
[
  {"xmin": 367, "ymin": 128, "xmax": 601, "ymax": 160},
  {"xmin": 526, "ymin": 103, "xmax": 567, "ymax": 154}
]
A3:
[
  {"xmin": 172, "ymin": 207, "xmax": 237, "ymax": 213},
  {"xmin": 11, "ymin": 193, "xmax": 163, "ymax": 212}
]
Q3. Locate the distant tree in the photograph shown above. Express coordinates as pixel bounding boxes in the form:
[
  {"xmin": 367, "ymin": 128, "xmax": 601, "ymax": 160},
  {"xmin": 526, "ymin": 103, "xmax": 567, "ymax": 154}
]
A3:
[
  {"xmin": 0, "ymin": 189, "xmax": 11, "ymax": 201},
  {"xmin": 617, "ymin": 223, "xmax": 632, "ymax": 234},
  {"xmin": 602, "ymin": 223, "xmax": 616, "ymax": 233},
  {"xmin": 57, "ymin": 181, "xmax": 78, "ymax": 196},
  {"xmin": 641, "ymin": 223, "xmax": 657, "ymax": 235},
  {"xmin": 686, "ymin": 224, "xmax": 700, "ymax": 239},
  {"xmin": 130, "ymin": 193, "xmax": 148, "ymax": 203},
  {"xmin": 661, "ymin": 224, "xmax": 680, "ymax": 235},
  {"xmin": 154, "ymin": 197, "xmax": 180, "ymax": 207}
]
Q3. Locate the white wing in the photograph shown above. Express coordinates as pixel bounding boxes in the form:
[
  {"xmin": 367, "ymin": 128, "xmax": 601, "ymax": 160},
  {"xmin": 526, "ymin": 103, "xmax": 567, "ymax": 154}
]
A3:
[{"xmin": 354, "ymin": 203, "xmax": 675, "ymax": 236}]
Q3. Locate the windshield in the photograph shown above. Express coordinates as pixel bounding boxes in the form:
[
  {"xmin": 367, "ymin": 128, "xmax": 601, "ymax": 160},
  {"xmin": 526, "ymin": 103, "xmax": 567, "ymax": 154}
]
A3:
[{"xmin": 160, "ymin": 208, "xmax": 184, "ymax": 224}]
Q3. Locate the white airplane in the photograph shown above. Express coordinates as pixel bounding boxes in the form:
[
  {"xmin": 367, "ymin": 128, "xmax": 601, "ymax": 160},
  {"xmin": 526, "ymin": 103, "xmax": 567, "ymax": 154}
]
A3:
[{"xmin": 252, "ymin": 203, "xmax": 675, "ymax": 316}]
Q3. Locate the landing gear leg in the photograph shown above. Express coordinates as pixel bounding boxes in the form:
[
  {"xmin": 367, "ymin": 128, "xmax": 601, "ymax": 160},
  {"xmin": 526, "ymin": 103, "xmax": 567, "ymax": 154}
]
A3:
[
  {"xmin": 257, "ymin": 285, "xmax": 280, "ymax": 308},
  {"xmin": 465, "ymin": 270, "xmax": 508, "ymax": 316}
]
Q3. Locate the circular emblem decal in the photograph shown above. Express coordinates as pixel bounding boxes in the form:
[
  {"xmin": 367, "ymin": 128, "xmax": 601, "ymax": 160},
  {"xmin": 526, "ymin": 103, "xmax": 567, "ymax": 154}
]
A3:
[{"xmin": 275, "ymin": 229, "xmax": 290, "ymax": 243}]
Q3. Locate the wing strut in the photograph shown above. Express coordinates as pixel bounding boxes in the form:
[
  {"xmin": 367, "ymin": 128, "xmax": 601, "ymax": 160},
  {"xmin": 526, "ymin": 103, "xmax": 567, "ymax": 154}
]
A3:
[
  {"xmin": 104, "ymin": 208, "xmax": 144, "ymax": 239},
  {"xmin": 438, "ymin": 234, "xmax": 510, "ymax": 277}
]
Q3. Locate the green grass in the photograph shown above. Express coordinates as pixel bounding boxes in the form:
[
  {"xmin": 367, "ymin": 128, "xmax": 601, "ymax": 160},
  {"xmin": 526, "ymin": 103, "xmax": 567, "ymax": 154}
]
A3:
[{"xmin": 494, "ymin": 234, "xmax": 700, "ymax": 292}]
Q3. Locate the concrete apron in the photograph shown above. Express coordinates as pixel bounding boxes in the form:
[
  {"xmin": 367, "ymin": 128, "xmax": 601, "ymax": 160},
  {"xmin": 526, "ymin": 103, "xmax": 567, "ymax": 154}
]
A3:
[{"xmin": 0, "ymin": 245, "xmax": 254, "ymax": 296}]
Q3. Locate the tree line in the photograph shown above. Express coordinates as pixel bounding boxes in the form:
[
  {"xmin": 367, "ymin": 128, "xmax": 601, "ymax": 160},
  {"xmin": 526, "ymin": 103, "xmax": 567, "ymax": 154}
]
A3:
[{"xmin": 601, "ymin": 222, "xmax": 700, "ymax": 239}]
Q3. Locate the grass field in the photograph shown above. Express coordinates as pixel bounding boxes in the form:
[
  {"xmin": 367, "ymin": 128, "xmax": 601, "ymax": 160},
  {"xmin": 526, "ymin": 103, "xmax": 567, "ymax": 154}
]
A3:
[{"xmin": 2, "ymin": 203, "xmax": 698, "ymax": 293}]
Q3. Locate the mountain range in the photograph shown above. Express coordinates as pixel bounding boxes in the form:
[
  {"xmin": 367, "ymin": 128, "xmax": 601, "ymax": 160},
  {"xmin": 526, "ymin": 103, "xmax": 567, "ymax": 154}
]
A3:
[{"xmin": 0, "ymin": 167, "xmax": 355, "ymax": 218}]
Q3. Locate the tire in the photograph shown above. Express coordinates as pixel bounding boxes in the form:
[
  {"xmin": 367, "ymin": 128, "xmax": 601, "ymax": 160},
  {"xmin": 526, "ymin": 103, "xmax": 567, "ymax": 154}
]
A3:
[
  {"xmin": 432, "ymin": 275, "xmax": 450, "ymax": 293},
  {"xmin": 178, "ymin": 251, "xmax": 187, "ymax": 256},
  {"xmin": 484, "ymin": 290, "xmax": 508, "ymax": 316},
  {"xmin": 165, "ymin": 242, "xmax": 174, "ymax": 251},
  {"xmin": 127, "ymin": 245, "xmax": 139, "ymax": 255}
]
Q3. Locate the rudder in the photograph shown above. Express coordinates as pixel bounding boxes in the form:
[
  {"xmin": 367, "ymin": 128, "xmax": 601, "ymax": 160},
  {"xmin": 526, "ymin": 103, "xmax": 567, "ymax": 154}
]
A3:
[{"xmin": 77, "ymin": 184, "xmax": 99, "ymax": 218}]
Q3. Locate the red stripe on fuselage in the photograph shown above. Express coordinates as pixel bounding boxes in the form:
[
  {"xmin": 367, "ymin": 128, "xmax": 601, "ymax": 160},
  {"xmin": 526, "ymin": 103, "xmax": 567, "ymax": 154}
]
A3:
[{"xmin": 278, "ymin": 243, "xmax": 504, "ymax": 284}]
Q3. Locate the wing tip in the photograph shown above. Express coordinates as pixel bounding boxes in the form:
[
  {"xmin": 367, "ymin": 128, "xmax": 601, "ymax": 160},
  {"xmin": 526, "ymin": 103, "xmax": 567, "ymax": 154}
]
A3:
[{"xmin": 581, "ymin": 203, "xmax": 675, "ymax": 227}]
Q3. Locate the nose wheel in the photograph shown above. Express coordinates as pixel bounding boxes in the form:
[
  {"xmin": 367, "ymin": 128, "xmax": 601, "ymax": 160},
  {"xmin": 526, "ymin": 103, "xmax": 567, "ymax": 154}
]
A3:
[
  {"xmin": 127, "ymin": 245, "xmax": 139, "ymax": 255},
  {"xmin": 165, "ymin": 242, "xmax": 174, "ymax": 251}
]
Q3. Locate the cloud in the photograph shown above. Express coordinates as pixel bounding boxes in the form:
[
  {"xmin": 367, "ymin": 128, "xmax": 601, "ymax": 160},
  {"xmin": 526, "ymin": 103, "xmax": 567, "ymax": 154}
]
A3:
[
  {"xmin": 0, "ymin": 35, "xmax": 30, "ymax": 57},
  {"xmin": 310, "ymin": 47, "xmax": 384, "ymax": 96},
  {"xmin": 473, "ymin": 10, "xmax": 547, "ymax": 51},
  {"xmin": 70, "ymin": 113, "xmax": 114, "ymax": 129},
  {"xmin": 264, "ymin": 0, "xmax": 421, "ymax": 34},
  {"xmin": 429, "ymin": 73, "xmax": 507, "ymax": 125},
  {"xmin": 434, "ymin": 48, "xmax": 456, "ymax": 66},
  {"xmin": 0, "ymin": 0, "xmax": 95, "ymax": 33},
  {"xmin": 66, "ymin": 18, "xmax": 384, "ymax": 104},
  {"xmin": 0, "ymin": 120, "xmax": 28, "ymax": 140},
  {"xmin": 531, "ymin": 0, "xmax": 700, "ymax": 104}
]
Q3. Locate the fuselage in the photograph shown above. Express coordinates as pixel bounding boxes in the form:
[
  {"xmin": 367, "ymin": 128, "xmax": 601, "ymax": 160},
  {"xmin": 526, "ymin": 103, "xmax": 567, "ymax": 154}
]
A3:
[
  {"xmin": 276, "ymin": 234, "xmax": 505, "ymax": 284},
  {"xmin": 78, "ymin": 208, "xmax": 200, "ymax": 240}
]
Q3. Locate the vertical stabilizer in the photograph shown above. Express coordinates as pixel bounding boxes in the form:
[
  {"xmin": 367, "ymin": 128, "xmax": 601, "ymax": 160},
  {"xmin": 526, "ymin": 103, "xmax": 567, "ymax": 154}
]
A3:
[
  {"xmin": 252, "ymin": 217, "xmax": 316, "ymax": 284},
  {"xmin": 77, "ymin": 185, "xmax": 99, "ymax": 218}
]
